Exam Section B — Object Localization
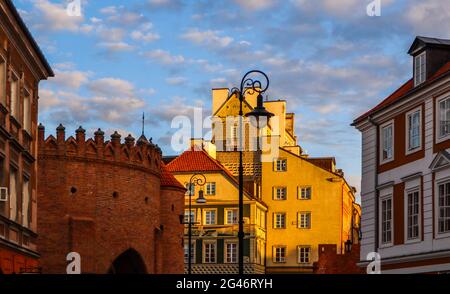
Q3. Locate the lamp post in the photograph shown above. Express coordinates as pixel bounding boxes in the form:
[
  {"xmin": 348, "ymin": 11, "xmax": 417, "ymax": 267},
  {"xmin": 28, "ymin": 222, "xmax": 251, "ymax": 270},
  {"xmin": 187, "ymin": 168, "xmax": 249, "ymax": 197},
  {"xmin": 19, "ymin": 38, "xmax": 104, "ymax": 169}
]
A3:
[
  {"xmin": 187, "ymin": 173, "xmax": 207, "ymax": 275},
  {"xmin": 229, "ymin": 70, "xmax": 273, "ymax": 275}
]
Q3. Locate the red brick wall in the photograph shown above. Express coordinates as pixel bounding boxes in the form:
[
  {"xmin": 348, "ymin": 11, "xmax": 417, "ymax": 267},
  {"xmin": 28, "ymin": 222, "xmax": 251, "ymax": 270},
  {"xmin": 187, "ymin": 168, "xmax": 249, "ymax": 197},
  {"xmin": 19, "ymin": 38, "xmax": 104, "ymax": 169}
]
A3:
[
  {"xmin": 160, "ymin": 187, "xmax": 184, "ymax": 274},
  {"xmin": 314, "ymin": 244, "xmax": 364, "ymax": 274},
  {"xmin": 37, "ymin": 126, "xmax": 184, "ymax": 274}
]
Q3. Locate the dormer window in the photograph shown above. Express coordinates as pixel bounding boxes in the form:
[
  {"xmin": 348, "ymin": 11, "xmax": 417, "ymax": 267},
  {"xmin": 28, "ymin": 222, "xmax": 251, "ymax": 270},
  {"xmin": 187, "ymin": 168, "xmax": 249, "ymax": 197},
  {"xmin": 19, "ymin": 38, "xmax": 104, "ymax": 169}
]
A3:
[{"xmin": 414, "ymin": 51, "xmax": 426, "ymax": 86}]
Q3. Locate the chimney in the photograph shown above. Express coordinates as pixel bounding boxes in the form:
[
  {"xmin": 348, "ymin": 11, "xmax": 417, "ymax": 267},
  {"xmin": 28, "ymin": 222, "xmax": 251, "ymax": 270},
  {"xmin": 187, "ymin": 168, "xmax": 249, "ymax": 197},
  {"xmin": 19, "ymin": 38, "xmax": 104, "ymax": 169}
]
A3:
[
  {"xmin": 190, "ymin": 138, "xmax": 204, "ymax": 151},
  {"xmin": 38, "ymin": 123, "xmax": 45, "ymax": 144}
]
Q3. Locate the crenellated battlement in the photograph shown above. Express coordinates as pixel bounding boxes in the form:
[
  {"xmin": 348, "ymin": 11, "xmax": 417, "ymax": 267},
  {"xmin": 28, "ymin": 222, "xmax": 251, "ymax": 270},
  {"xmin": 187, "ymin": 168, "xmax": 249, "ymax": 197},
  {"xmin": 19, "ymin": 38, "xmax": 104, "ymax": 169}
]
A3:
[{"xmin": 38, "ymin": 123, "xmax": 162, "ymax": 173}]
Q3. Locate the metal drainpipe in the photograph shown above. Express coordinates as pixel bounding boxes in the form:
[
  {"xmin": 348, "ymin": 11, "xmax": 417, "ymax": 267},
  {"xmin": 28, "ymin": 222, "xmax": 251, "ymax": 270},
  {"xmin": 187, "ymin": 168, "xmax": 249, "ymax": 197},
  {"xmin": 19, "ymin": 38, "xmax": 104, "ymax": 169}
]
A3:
[{"xmin": 367, "ymin": 115, "xmax": 379, "ymax": 253}]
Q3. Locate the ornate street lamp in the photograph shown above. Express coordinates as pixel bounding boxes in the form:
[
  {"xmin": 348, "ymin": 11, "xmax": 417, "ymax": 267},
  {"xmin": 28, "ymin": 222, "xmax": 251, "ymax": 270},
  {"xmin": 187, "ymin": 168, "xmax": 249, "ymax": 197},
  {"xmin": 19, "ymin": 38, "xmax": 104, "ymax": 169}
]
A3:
[
  {"xmin": 229, "ymin": 70, "xmax": 273, "ymax": 275},
  {"xmin": 187, "ymin": 173, "xmax": 207, "ymax": 274}
]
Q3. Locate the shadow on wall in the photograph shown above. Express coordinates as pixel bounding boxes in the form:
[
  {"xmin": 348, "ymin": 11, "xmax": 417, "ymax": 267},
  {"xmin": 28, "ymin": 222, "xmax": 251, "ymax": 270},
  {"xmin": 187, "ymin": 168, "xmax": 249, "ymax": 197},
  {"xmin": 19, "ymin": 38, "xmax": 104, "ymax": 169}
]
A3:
[{"xmin": 107, "ymin": 248, "xmax": 148, "ymax": 274}]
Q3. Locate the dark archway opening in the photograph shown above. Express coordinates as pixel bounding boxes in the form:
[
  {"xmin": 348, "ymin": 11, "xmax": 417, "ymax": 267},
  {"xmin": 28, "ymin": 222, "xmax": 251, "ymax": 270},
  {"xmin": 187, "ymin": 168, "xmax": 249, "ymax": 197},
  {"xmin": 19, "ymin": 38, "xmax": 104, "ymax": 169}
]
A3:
[{"xmin": 108, "ymin": 249, "xmax": 147, "ymax": 274}]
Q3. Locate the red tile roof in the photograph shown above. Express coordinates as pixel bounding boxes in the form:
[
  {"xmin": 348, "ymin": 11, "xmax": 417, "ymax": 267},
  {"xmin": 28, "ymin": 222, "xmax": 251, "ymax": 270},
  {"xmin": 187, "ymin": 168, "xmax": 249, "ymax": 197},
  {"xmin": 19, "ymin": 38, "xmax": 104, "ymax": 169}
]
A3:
[
  {"xmin": 166, "ymin": 148, "xmax": 225, "ymax": 173},
  {"xmin": 166, "ymin": 148, "xmax": 258, "ymax": 200},
  {"xmin": 354, "ymin": 61, "xmax": 450, "ymax": 124},
  {"xmin": 160, "ymin": 162, "xmax": 185, "ymax": 190}
]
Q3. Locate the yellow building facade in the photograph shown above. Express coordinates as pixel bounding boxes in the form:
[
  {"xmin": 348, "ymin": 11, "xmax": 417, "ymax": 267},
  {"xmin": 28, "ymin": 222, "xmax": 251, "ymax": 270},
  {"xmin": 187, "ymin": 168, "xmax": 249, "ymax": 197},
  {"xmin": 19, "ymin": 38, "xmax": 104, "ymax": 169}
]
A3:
[
  {"xmin": 166, "ymin": 147, "xmax": 267, "ymax": 274},
  {"xmin": 209, "ymin": 88, "xmax": 360, "ymax": 273}
]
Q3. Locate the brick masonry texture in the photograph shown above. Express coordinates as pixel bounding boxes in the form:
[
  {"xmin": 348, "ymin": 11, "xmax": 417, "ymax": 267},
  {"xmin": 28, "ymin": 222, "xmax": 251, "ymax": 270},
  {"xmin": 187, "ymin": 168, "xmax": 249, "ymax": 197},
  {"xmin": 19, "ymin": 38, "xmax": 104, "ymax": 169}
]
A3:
[{"xmin": 36, "ymin": 125, "xmax": 185, "ymax": 274}]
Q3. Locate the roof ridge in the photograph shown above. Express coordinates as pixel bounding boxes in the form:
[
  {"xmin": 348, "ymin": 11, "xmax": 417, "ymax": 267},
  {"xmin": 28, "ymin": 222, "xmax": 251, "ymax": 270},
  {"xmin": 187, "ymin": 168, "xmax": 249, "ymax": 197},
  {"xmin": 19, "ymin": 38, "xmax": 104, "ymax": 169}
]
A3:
[{"xmin": 354, "ymin": 60, "xmax": 450, "ymax": 124}]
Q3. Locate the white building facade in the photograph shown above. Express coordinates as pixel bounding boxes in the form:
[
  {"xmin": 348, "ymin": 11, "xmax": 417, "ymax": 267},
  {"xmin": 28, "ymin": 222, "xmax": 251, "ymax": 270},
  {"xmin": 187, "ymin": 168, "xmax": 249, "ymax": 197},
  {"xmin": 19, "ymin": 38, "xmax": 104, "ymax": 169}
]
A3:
[{"xmin": 353, "ymin": 37, "xmax": 450, "ymax": 273}]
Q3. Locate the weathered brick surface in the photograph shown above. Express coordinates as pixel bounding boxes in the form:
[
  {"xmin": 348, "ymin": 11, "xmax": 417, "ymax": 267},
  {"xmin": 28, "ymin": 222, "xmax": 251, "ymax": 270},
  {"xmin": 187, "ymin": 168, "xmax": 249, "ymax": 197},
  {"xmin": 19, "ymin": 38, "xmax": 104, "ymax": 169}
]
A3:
[
  {"xmin": 314, "ymin": 244, "xmax": 364, "ymax": 274},
  {"xmin": 37, "ymin": 126, "xmax": 185, "ymax": 274}
]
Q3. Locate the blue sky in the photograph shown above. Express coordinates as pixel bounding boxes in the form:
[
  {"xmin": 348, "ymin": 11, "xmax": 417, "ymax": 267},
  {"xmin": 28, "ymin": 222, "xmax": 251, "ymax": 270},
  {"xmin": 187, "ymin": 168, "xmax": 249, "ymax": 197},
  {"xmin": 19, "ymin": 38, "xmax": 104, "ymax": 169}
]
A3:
[{"xmin": 14, "ymin": 0, "xmax": 450, "ymax": 195}]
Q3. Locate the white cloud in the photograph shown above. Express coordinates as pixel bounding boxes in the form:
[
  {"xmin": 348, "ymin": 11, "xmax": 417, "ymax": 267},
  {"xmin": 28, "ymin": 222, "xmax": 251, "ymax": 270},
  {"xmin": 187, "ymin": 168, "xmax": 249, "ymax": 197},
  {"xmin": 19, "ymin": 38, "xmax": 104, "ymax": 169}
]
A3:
[
  {"xmin": 88, "ymin": 78, "xmax": 136, "ymax": 98},
  {"xmin": 166, "ymin": 76, "xmax": 188, "ymax": 85},
  {"xmin": 405, "ymin": 0, "xmax": 450, "ymax": 37},
  {"xmin": 97, "ymin": 42, "xmax": 135, "ymax": 53},
  {"xmin": 142, "ymin": 49, "xmax": 185, "ymax": 65},
  {"xmin": 181, "ymin": 29, "xmax": 234, "ymax": 48},
  {"xmin": 131, "ymin": 23, "xmax": 160, "ymax": 43},
  {"xmin": 50, "ymin": 70, "xmax": 91, "ymax": 89},
  {"xmin": 234, "ymin": 0, "xmax": 277, "ymax": 11},
  {"xmin": 28, "ymin": 0, "xmax": 85, "ymax": 32}
]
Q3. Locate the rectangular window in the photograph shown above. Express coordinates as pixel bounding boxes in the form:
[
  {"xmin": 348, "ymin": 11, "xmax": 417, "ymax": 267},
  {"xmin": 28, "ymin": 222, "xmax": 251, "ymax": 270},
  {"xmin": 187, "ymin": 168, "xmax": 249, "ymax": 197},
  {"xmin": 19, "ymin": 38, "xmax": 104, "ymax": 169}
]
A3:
[
  {"xmin": 298, "ymin": 246, "xmax": 311, "ymax": 264},
  {"xmin": 184, "ymin": 241, "xmax": 195, "ymax": 264},
  {"xmin": 438, "ymin": 182, "xmax": 450, "ymax": 234},
  {"xmin": 407, "ymin": 110, "xmax": 421, "ymax": 151},
  {"xmin": 225, "ymin": 242, "xmax": 238, "ymax": 263},
  {"xmin": 381, "ymin": 123, "xmax": 393, "ymax": 161},
  {"xmin": 230, "ymin": 124, "xmax": 238, "ymax": 148},
  {"xmin": 274, "ymin": 213, "xmax": 286, "ymax": 229},
  {"xmin": 274, "ymin": 159, "xmax": 287, "ymax": 171},
  {"xmin": 273, "ymin": 246, "xmax": 286, "ymax": 263},
  {"xmin": 9, "ymin": 169, "xmax": 17, "ymax": 222},
  {"xmin": 274, "ymin": 187, "xmax": 287, "ymax": 200},
  {"xmin": 0, "ymin": 157, "xmax": 5, "ymax": 216},
  {"xmin": 184, "ymin": 209, "xmax": 195, "ymax": 224},
  {"xmin": 206, "ymin": 182, "xmax": 216, "ymax": 195},
  {"xmin": 381, "ymin": 196, "xmax": 393, "ymax": 244},
  {"xmin": 439, "ymin": 97, "xmax": 450, "ymax": 138},
  {"xmin": 22, "ymin": 178, "xmax": 30, "ymax": 228},
  {"xmin": 204, "ymin": 209, "xmax": 216, "ymax": 225},
  {"xmin": 414, "ymin": 52, "xmax": 426, "ymax": 86},
  {"xmin": 226, "ymin": 208, "xmax": 238, "ymax": 224},
  {"xmin": 185, "ymin": 183, "xmax": 195, "ymax": 196},
  {"xmin": 204, "ymin": 242, "xmax": 216, "ymax": 263},
  {"xmin": 10, "ymin": 73, "xmax": 19, "ymax": 118},
  {"xmin": 298, "ymin": 212, "xmax": 311, "ymax": 229},
  {"xmin": 299, "ymin": 186, "xmax": 312, "ymax": 200},
  {"xmin": 0, "ymin": 58, "xmax": 6, "ymax": 105},
  {"xmin": 23, "ymin": 90, "xmax": 31, "ymax": 133},
  {"xmin": 406, "ymin": 190, "xmax": 420, "ymax": 240}
]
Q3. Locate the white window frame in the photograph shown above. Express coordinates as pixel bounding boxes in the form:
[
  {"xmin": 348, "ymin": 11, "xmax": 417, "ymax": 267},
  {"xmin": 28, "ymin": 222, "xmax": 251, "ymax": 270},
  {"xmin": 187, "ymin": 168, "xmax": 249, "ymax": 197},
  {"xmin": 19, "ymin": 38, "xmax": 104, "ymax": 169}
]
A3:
[
  {"xmin": 184, "ymin": 209, "xmax": 195, "ymax": 224},
  {"xmin": 224, "ymin": 241, "xmax": 238, "ymax": 263},
  {"xmin": 203, "ymin": 241, "xmax": 217, "ymax": 263},
  {"xmin": 22, "ymin": 88, "xmax": 31, "ymax": 134},
  {"xmin": 225, "ymin": 208, "xmax": 238, "ymax": 225},
  {"xmin": 405, "ymin": 107, "xmax": 422, "ymax": 155},
  {"xmin": 204, "ymin": 209, "xmax": 217, "ymax": 225},
  {"xmin": 379, "ymin": 194, "xmax": 394, "ymax": 248},
  {"xmin": 9, "ymin": 70, "xmax": 19, "ymax": 119},
  {"xmin": 414, "ymin": 51, "xmax": 426, "ymax": 86},
  {"xmin": 184, "ymin": 241, "xmax": 196, "ymax": 264},
  {"xmin": 404, "ymin": 187, "xmax": 421, "ymax": 243},
  {"xmin": 273, "ymin": 246, "xmax": 286, "ymax": 263},
  {"xmin": 273, "ymin": 186, "xmax": 287, "ymax": 200},
  {"xmin": 379, "ymin": 120, "xmax": 394, "ymax": 164},
  {"xmin": 297, "ymin": 246, "xmax": 311, "ymax": 264},
  {"xmin": 185, "ymin": 183, "xmax": 195, "ymax": 196},
  {"xmin": 298, "ymin": 186, "xmax": 312, "ymax": 200},
  {"xmin": 274, "ymin": 158, "xmax": 287, "ymax": 172},
  {"xmin": 206, "ymin": 182, "xmax": 216, "ymax": 195},
  {"xmin": 435, "ymin": 179, "xmax": 450, "ymax": 239},
  {"xmin": 298, "ymin": 212, "xmax": 311, "ymax": 229},
  {"xmin": 274, "ymin": 212, "xmax": 286, "ymax": 229},
  {"xmin": 436, "ymin": 94, "xmax": 450, "ymax": 143}
]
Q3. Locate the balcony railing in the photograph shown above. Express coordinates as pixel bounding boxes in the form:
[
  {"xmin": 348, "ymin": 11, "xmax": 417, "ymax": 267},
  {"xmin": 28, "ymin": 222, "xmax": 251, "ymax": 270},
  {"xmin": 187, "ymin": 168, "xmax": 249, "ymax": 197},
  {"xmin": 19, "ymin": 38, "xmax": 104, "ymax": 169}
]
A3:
[{"xmin": 184, "ymin": 223, "xmax": 265, "ymax": 237}]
